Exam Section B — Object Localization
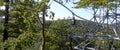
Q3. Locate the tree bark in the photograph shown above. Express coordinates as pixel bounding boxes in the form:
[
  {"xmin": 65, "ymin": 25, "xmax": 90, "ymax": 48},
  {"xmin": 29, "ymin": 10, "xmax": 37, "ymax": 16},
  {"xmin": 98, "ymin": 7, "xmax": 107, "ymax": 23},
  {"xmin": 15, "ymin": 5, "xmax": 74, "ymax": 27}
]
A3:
[
  {"xmin": 41, "ymin": 6, "xmax": 46, "ymax": 50},
  {"xmin": 3, "ymin": 0, "xmax": 9, "ymax": 42},
  {"xmin": 3, "ymin": 0, "xmax": 9, "ymax": 50}
]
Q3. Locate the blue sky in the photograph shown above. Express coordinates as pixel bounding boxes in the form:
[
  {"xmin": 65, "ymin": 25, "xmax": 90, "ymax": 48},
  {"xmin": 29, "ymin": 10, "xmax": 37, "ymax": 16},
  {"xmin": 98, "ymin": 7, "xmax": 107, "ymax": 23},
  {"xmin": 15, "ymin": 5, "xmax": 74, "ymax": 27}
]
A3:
[{"xmin": 46, "ymin": 0, "xmax": 93, "ymax": 20}]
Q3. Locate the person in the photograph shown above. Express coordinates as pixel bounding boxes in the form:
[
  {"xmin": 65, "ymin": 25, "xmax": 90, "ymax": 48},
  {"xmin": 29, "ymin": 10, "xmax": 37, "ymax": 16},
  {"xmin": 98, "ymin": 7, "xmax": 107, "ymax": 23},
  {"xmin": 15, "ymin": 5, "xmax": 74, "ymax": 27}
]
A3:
[{"xmin": 72, "ymin": 17, "xmax": 76, "ymax": 25}]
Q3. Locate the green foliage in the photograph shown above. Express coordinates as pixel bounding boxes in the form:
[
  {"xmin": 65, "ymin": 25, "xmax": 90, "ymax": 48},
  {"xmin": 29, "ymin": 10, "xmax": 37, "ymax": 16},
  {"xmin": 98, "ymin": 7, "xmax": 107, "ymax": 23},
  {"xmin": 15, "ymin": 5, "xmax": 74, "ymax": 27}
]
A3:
[
  {"xmin": 0, "ymin": 10, "xmax": 5, "ymax": 17},
  {"xmin": 0, "ymin": 31, "xmax": 42, "ymax": 50},
  {"xmin": 46, "ymin": 19, "xmax": 71, "ymax": 50},
  {"xmin": 0, "ymin": 0, "xmax": 4, "ymax": 6},
  {"xmin": 75, "ymin": 0, "xmax": 119, "ymax": 9},
  {"xmin": 0, "ymin": 0, "xmax": 120, "ymax": 50},
  {"xmin": 8, "ymin": 1, "xmax": 39, "ymax": 37},
  {"xmin": 0, "ymin": 0, "xmax": 49, "ymax": 50}
]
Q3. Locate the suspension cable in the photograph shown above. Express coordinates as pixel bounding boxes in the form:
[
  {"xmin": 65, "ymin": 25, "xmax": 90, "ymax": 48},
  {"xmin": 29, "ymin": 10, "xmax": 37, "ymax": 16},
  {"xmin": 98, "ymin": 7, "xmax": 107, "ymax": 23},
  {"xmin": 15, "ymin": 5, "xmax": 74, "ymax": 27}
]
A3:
[{"xmin": 53, "ymin": 0, "xmax": 90, "ymax": 21}]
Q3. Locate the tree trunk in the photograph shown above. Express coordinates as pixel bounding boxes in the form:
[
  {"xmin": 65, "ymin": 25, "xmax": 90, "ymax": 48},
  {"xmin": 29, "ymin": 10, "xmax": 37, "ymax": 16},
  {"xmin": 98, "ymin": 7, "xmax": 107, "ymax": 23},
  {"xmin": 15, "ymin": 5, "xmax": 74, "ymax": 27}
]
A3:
[
  {"xmin": 3, "ymin": 0, "xmax": 9, "ymax": 42},
  {"xmin": 3, "ymin": 0, "xmax": 9, "ymax": 50},
  {"xmin": 41, "ymin": 6, "xmax": 46, "ymax": 50}
]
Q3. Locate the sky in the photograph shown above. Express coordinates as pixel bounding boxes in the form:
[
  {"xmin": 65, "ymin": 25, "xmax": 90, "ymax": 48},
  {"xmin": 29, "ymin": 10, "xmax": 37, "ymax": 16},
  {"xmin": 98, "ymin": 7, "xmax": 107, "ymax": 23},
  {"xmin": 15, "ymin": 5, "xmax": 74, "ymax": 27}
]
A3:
[{"xmin": 46, "ymin": 0, "xmax": 93, "ymax": 20}]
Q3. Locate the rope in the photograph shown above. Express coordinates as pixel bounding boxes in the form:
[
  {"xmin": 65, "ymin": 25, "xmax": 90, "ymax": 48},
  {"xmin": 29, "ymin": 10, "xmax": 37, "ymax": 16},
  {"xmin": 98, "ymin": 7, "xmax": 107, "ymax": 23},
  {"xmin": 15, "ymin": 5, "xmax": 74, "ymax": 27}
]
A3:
[{"xmin": 53, "ymin": 0, "xmax": 90, "ymax": 21}]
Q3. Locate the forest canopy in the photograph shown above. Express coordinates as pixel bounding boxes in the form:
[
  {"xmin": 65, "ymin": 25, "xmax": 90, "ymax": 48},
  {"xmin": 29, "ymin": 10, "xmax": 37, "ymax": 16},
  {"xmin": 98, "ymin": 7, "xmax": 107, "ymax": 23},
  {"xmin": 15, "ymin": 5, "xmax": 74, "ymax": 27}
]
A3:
[{"xmin": 0, "ymin": 0, "xmax": 120, "ymax": 50}]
